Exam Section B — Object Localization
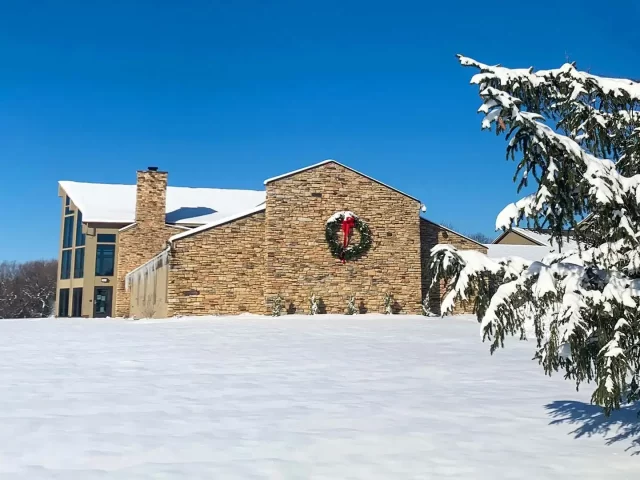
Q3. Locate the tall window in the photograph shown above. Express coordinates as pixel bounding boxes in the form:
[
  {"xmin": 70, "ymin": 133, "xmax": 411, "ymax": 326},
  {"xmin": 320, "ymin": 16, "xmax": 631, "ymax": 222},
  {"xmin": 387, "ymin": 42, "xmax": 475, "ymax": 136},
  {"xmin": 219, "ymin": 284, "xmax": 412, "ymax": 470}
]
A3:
[
  {"xmin": 63, "ymin": 215, "xmax": 74, "ymax": 248},
  {"xmin": 96, "ymin": 244, "xmax": 115, "ymax": 276},
  {"xmin": 61, "ymin": 250, "xmax": 72, "ymax": 279},
  {"xmin": 61, "ymin": 196, "xmax": 75, "ymax": 279},
  {"xmin": 74, "ymin": 248, "xmax": 85, "ymax": 278},
  {"xmin": 71, "ymin": 287, "xmax": 83, "ymax": 317},
  {"xmin": 95, "ymin": 232, "xmax": 116, "ymax": 277},
  {"xmin": 58, "ymin": 288, "xmax": 70, "ymax": 317},
  {"xmin": 75, "ymin": 210, "xmax": 85, "ymax": 247}
]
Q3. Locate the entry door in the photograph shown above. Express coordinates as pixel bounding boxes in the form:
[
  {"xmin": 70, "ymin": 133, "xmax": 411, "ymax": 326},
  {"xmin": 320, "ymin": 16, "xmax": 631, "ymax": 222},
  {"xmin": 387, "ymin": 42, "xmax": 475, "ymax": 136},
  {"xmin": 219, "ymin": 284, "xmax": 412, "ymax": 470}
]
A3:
[{"xmin": 94, "ymin": 287, "xmax": 113, "ymax": 318}]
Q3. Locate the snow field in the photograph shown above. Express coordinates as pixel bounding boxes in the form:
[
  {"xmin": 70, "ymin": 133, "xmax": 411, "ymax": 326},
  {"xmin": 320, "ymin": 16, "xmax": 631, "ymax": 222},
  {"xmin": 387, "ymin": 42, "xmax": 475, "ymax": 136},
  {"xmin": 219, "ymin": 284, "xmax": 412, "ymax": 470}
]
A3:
[{"xmin": 0, "ymin": 315, "xmax": 637, "ymax": 479}]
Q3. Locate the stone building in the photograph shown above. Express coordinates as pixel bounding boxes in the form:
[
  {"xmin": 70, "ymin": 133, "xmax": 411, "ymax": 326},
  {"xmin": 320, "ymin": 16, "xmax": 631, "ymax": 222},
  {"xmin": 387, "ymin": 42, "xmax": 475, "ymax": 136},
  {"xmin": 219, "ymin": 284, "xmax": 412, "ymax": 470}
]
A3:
[{"xmin": 56, "ymin": 160, "xmax": 486, "ymax": 318}]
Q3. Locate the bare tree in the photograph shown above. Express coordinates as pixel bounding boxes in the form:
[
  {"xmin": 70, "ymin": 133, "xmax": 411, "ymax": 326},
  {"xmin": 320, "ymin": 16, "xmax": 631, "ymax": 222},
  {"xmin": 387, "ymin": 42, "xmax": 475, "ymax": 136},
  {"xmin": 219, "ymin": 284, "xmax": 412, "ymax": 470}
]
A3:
[
  {"xmin": 0, "ymin": 260, "xmax": 57, "ymax": 319},
  {"xmin": 437, "ymin": 221, "xmax": 494, "ymax": 244},
  {"xmin": 466, "ymin": 232, "xmax": 494, "ymax": 244}
]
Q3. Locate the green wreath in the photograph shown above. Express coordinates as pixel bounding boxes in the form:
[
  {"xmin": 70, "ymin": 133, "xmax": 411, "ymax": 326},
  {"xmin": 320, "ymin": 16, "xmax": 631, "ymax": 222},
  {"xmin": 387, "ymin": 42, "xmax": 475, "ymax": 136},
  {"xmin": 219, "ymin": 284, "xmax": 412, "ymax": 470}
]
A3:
[{"xmin": 325, "ymin": 211, "xmax": 373, "ymax": 262}]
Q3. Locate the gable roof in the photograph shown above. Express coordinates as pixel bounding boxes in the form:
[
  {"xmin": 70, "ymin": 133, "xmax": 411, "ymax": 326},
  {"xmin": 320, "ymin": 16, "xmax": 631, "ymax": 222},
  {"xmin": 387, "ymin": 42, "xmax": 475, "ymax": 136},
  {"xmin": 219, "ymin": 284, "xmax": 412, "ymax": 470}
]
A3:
[
  {"xmin": 58, "ymin": 181, "xmax": 265, "ymax": 225},
  {"xmin": 263, "ymin": 159, "xmax": 421, "ymax": 203},
  {"xmin": 493, "ymin": 227, "xmax": 547, "ymax": 246},
  {"xmin": 493, "ymin": 227, "xmax": 579, "ymax": 252}
]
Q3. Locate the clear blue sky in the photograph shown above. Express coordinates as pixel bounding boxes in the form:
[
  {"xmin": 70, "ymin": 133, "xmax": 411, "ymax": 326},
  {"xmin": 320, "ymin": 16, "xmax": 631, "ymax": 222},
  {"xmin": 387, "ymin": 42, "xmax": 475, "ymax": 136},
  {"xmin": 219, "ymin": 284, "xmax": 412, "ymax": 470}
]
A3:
[{"xmin": 1, "ymin": 0, "xmax": 637, "ymax": 261}]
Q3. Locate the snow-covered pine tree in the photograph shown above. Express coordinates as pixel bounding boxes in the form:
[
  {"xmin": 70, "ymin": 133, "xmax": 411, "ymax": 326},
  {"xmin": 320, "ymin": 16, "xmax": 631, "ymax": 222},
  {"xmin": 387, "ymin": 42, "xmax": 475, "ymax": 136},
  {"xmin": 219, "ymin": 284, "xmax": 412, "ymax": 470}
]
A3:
[
  {"xmin": 383, "ymin": 293, "xmax": 394, "ymax": 315},
  {"xmin": 346, "ymin": 295, "xmax": 358, "ymax": 315},
  {"xmin": 421, "ymin": 295, "xmax": 437, "ymax": 317},
  {"xmin": 309, "ymin": 293, "xmax": 320, "ymax": 315},
  {"xmin": 429, "ymin": 55, "xmax": 640, "ymax": 415},
  {"xmin": 270, "ymin": 294, "xmax": 284, "ymax": 317}
]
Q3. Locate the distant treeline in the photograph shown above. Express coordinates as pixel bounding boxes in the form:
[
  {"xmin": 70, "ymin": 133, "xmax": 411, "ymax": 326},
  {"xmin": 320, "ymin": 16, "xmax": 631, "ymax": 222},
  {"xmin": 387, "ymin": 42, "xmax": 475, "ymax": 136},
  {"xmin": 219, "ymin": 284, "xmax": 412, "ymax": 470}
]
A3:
[{"xmin": 0, "ymin": 260, "xmax": 57, "ymax": 319}]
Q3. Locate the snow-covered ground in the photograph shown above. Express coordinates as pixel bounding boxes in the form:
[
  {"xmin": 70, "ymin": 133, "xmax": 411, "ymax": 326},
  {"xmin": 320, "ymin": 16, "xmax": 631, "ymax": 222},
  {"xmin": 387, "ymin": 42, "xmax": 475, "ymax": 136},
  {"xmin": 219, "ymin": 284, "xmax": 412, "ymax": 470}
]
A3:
[{"xmin": 0, "ymin": 315, "xmax": 637, "ymax": 479}]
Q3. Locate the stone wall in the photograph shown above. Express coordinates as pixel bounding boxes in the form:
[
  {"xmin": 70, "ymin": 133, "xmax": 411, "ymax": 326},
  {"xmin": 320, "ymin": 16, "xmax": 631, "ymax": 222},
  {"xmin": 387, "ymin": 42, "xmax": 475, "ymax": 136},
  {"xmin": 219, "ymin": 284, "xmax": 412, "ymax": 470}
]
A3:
[
  {"xmin": 264, "ymin": 162, "xmax": 423, "ymax": 314},
  {"xmin": 420, "ymin": 219, "xmax": 487, "ymax": 314},
  {"xmin": 115, "ymin": 169, "xmax": 181, "ymax": 317},
  {"xmin": 115, "ymin": 224, "xmax": 181, "ymax": 317},
  {"xmin": 167, "ymin": 211, "xmax": 266, "ymax": 316}
]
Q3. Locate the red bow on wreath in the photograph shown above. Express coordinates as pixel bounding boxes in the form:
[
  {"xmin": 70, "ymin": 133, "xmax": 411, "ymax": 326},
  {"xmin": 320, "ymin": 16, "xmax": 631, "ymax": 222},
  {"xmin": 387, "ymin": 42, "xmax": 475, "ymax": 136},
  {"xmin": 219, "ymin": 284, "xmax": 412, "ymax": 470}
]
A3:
[{"xmin": 341, "ymin": 216, "xmax": 356, "ymax": 263}]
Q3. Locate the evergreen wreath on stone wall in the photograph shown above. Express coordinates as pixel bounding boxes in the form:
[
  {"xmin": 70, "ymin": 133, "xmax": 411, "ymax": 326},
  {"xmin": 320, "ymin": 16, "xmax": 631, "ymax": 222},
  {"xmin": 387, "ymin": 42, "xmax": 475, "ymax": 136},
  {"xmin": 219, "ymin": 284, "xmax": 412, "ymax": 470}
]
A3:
[{"xmin": 325, "ymin": 211, "xmax": 372, "ymax": 263}]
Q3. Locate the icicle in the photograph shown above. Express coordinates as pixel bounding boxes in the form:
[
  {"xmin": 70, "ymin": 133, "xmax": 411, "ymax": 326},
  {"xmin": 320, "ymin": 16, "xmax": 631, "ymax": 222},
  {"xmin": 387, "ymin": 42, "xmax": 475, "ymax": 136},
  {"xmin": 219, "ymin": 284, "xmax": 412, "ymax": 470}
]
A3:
[{"xmin": 125, "ymin": 247, "xmax": 170, "ymax": 292}]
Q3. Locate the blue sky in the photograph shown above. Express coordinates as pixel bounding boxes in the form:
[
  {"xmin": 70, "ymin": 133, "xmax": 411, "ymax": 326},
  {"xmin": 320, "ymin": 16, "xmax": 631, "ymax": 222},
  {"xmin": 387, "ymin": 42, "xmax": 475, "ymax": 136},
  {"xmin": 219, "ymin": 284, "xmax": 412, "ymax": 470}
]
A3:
[{"xmin": 1, "ymin": 0, "xmax": 637, "ymax": 261}]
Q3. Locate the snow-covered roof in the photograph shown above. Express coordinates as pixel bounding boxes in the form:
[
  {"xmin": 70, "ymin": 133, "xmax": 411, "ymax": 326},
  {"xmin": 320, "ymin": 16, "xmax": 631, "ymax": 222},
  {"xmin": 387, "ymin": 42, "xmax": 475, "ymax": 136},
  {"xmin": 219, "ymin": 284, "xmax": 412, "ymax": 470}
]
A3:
[
  {"xmin": 169, "ymin": 205, "xmax": 266, "ymax": 243},
  {"xmin": 484, "ymin": 244, "xmax": 552, "ymax": 262},
  {"xmin": 264, "ymin": 159, "xmax": 421, "ymax": 203},
  {"xmin": 58, "ymin": 181, "xmax": 266, "ymax": 225},
  {"xmin": 508, "ymin": 227, "xmax": 549, "ymax": 246},
  {"xmin": 495, "ymin": 227, "xmax": 578, "ymax": 250}
]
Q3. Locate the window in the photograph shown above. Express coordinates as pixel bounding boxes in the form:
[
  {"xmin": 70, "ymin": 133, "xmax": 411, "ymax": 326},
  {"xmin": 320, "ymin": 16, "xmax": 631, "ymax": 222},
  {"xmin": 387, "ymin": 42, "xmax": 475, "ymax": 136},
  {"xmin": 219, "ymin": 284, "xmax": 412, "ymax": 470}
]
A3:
[
  {"xmin": 75, "ymin": 211, "xmax": 85, "ymax": 246},
  {"xmin": 95, "ymin": 244, "xmax": 115, "ymax": 276},
  {"xmin": 97, "ymin": 233, "xmax": 116, "ymax": 243},
  {"xmin": 63, "ymin": 215, "xmax": 74, "ymax": 248},
  {"xmin": 74, "ymin": 248, "xmax": 85, "ymax": 278},
  {"xmin": 58, "ymin": 288, "xmax": 70, "ymax": 317},
  {"xmin": 71, "ymin": 288, "xmax": 83, "ymax": 317},
  {"xmin": 65, "ymin": 196, "xmax": 73, "ymax": 215},
  {"xmin": 61, "ymin": 250, "xmax": 72, "ymax": 279}
]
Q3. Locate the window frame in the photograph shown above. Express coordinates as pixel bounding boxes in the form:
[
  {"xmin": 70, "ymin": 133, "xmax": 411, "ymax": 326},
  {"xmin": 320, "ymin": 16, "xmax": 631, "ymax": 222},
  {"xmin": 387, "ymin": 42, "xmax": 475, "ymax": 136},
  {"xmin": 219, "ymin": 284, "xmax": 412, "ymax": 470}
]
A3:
[
  {"xmin": 58, "ymin": 288, "xmax": 70, "ymax": 317},
  {"xmin": 62, "ymin": 215, "xmax": 75, "ymax": 249},
  {"xmin": 74, "ymin": 247, "xmax": 85, "ymax": 279},
  {"xmin": 61, "ymin": 250, "xmax": 72, "ymax": 279},
  {"xmin": 65, "ymin": 196, "xmax": 73, "ymax": 215},
  {"xmin": 71, "ymin": 287, "xmax": 83, "ymax": 317},
  {"xmin": 75, "ymin": 211, "xmax": 85, "ymax": 247},
  {"xmin": 97, "ymin": 233, "xmax": 116, "ymax": 243},
  {"xmin": 95, "ymin": 244, "xmax": 116, "ymax": 277}
]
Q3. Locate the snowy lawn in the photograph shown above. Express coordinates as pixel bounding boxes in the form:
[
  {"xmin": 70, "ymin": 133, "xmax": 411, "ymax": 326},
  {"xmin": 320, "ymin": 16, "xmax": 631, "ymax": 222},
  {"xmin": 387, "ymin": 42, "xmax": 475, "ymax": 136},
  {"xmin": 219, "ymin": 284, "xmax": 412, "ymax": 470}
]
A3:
[{"xmin": 0, "ymin": 315, "xmax": 638, "ymax": 479}]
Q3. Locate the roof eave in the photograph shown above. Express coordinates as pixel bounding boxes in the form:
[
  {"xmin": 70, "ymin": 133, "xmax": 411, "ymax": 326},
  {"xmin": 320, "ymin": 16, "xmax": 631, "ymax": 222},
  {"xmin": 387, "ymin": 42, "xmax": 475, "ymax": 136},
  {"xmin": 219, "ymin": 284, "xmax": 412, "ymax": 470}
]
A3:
[
  {"xmin": 492, "ymin": 228, "xmax": 545, "ymax": 246},
  {"xmin": 420, "ymin": 218, "xmax": 487, "ymax": 249}
]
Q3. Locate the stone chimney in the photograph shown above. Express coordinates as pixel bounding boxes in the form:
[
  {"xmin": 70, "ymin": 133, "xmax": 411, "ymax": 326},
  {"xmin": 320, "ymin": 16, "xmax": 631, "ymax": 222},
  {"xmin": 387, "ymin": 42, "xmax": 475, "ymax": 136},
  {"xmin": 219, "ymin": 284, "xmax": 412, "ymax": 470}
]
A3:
[{"xmin": 135, "ymin": 167, "xmax": 167, "ymax": 227}]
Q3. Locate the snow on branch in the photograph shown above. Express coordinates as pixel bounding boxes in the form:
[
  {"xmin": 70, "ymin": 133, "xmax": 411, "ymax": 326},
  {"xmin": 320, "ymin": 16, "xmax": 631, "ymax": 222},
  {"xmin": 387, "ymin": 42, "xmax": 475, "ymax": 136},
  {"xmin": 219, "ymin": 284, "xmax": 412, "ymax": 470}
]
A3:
[
  {"xmin": 459, "ymin": 55, "xmax": 640, "ymax": 249},
  {"xmin": 478, "ymin": 87, "xmax": 640, "ymax": 221},
  {"xmin": 433, "ymin": 55, "xmax": 640, "ymax": 415},
  {"xmin": 458, "ymin": 54, "xmax": 640, "ymax": 101}
]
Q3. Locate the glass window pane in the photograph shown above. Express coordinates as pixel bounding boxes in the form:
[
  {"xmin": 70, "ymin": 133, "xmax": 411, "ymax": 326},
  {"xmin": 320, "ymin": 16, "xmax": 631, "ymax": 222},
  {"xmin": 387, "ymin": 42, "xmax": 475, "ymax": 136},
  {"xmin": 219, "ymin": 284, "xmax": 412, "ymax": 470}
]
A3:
[
  {"xmin": 95, "ymin": 245, "xmax": 115, "ymax": 276},
  {"xmin": 75, "ymin": 211, "xmax": 85, "ymax": 247},
  {"xmin": 74, "ymin": 248, "xmax": 85, "ymax": 279},
  {"xmin": 65, "ymin": 196, "xmax": 73, "ymax": 215},
  {"xmin": 71, "ymin": 288, "xmax": 83, "ymax": 317},
  {"xmin": 58, "ymin": 288, "xmax": 70, "ymax": 317},
  {"xmin": 61, "ymin": 250, "xmax": 72, "ymax": 279},
  {"xmin": 63, "ymin": 216, "xmax": 74, "ymax": 248},
  {"xmin": 97, "ymin": 233, "xmax": 116, "ymax": 243}
]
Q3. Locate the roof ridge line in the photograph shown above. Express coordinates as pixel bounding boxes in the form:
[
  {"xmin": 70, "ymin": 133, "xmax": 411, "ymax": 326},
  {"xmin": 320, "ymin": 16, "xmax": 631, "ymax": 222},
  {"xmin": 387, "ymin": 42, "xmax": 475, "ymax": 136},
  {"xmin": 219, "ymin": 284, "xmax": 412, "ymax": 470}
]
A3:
[{"xmin": 263, "ymin": 159, "xmax": 421, "ymax": 203}]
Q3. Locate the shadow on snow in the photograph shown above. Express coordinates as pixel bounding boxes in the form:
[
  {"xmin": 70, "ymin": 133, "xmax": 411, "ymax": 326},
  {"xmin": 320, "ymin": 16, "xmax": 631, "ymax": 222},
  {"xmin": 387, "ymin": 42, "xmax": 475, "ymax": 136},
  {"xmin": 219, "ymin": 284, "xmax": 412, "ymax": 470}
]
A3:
[{"xmin": 545, "ymin": 400, "xmax": 640, "ymax": 455}]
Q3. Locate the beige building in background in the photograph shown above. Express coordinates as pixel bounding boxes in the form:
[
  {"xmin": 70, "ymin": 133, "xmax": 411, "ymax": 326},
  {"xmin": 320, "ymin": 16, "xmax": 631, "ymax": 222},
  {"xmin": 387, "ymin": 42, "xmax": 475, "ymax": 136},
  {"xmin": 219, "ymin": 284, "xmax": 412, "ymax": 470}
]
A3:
[{"xmin": 56, "ymin": 160, "xmax": 486, "ymax": 318}]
